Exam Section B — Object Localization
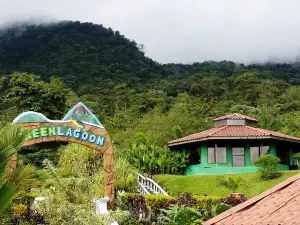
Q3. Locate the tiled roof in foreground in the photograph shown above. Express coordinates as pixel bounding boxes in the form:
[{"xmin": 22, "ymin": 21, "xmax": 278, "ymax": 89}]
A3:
[
  {"xmin": 203, "ymin": 173, "xmax": 300, "ymax": 225},
  {"xmin": 213, "ymin": 113, "xmax": 257, "ymax": 122},
  {"xmin": 168, "ymin": 125, "xmax": 300, "ymax": 146}
]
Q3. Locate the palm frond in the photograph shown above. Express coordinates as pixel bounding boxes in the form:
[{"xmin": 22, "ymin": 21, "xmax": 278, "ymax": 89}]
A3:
[
  {"xmin": 7, "ymin": 164, "xmax": 38, "ymax": 190},
  {"xmin": 0, "ymin": 183, "xmax": 19, "ymax": 215},
  {"xmin": 0, "ymin": 124, "xmax": 28, "ymax": 175},
  {"xmin": 0, "ymin": 124, "xmax": 28, "ymax": 152}
]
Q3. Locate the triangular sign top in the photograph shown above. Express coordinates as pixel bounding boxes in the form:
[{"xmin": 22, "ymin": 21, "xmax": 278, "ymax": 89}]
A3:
[{"xmin": 63, "ymin": 102, "xmax": 104, "ymax": 128}]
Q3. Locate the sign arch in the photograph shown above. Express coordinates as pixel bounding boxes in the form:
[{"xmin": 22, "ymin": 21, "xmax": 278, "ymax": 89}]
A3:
[{"xmin": 12, "ymin": 102, "xmax": 115, "ymax": 208}]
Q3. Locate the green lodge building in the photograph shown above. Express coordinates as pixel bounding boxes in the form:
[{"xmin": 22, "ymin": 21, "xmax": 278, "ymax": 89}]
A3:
[{"xmin": 168, "ymin": 113, "xmax": 300, "ymax": 175}]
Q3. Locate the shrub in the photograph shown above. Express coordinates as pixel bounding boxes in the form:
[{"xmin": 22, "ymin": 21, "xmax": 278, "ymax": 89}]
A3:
[
  {"xmin": 119, "ymin": 193, "xmax": 148, "ymax": 219},
  {"xmin": 25, "ymin": 209, "xmax": 47, "ymax": 225},
  {"xmin": 175, "ymin": 192, "xmax": 221, "ymax": 209},
  {"xmin": 221, "ymin": 193, "xmax": 247, "ymax": 206},
  {"xmin": 11, "ymin": 203, "xmax": 27, "ymax": 216},
  {"xmin": 119, "ymin": 193, "xmax": 176, "ymax": 222},
  {"xmin": 177, "ymin": 192, "xmax": 198, "ymax": 207},
  {"xmin": 254, "ymin": 154, "xmax": 281, "ymax": 179},
  {"xmin": 145, "ymin": 194, "xmax": 176, "ymax": 218},
  {"xmin": 216, "ymin": 203, "xmax": 231, "ymax": 215},
  {"xmin": 118, "ymin": 192, "xmax": 223, "ymax": 223},
  {"xmin": 191, "ymin": 195, "xmax": 221, "ymax": 210},
  {"xmin": 109, "ymin": 209, "xmax": 133, "ymax": 225}
]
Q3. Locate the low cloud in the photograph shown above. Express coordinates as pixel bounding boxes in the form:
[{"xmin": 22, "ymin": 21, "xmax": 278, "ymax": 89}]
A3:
[{"xmin": 1, "ymin": 0, "xmax": 300, "ymax": 64}]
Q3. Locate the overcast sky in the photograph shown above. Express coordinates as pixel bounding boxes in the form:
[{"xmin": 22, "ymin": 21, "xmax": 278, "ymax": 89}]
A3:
[{"xmin": 1, "ymin": 0, "xmax": 300, "ymax": 64}]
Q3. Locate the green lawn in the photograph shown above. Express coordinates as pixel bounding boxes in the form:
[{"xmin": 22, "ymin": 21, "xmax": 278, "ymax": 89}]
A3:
[{"xmin": 153, "ymin": 170, "xmax": 300, "ymax": 198}]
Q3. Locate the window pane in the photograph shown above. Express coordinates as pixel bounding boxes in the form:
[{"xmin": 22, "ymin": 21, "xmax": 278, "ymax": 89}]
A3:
[
  {"xmin": 232, "ymin": 147, "xmax": 244, "ymax": 156},
  {"xmin": 208, "ymin": 147, "xmax": 215, "ymax": 163},
  {"xmin": 250, "ymin": 147, "xmax": 259, "ymax": 163},
  {"xmin": 216, "ymin": 147, "xmax": 227, "ymax": 163},
  {"xmin": 261, "ymin": 146, "xmax": 269, "ymax": 155},
  {"xmin": 233, "ymin": 155, "xmax": 245, "ymax": 167}
]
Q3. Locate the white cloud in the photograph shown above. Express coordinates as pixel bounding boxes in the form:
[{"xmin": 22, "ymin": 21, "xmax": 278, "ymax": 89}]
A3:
[{"xmin": 1, "ymin": 0, "xmax": 300, "ymax": 63}]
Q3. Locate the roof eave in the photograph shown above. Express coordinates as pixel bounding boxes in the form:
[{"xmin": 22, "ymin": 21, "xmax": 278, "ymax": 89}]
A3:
[{"xmin": 168, "ymin": 136, "xmax": 300, "ymax": 147}]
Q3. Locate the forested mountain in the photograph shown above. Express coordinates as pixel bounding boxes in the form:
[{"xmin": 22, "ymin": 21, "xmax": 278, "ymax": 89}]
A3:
[
  {"xmin": 2, "ymin": 21, "xmax": 300, "ymax": 166},
  {"xmin": 0, "ymin": 21, "xmax": 162, "ymax": 92}
]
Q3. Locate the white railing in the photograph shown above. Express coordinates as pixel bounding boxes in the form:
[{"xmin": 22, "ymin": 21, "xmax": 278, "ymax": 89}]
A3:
[
  {"xmin": 138, "ymin": 182, "xmax": 150, "ymax": 195},
  {"xmin": 138, "ymin": 174, "xmax": 168, "ymax": 196}
]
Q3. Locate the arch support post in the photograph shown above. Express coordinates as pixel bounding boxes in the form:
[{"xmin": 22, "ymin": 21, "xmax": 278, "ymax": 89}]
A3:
[{"xmin": 103, "ymin": 145, "xmax": 115, "ymax": 208}]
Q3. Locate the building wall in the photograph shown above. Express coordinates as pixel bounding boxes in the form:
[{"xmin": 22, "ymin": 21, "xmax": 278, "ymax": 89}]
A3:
[{"xmin": 184, "ymin": 142, "xmax": 287, "ymax": 175}]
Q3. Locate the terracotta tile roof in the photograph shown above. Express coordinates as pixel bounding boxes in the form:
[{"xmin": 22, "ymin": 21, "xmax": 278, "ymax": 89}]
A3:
[
  {"xmin": 214, "ymin": 113, "xmax": 257, "ymax": 122},
  {"xmin": 203, "ymin": 173, "xmax": 300, "ymax": 225},
  {"xmin": 168, "ymin": 125, "xmax": 300, "ymax": 146}
]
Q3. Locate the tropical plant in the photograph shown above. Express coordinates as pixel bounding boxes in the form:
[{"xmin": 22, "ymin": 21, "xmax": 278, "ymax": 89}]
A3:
[
  {"xmin": 58, "ymin": 143, "xmax": 102, "ymax": 177},
  {"xmin": 293, "ymin": 152, "xmax": 300, "ymax": 163},
  {"xmin": 216, "ymin": 176, "xmax": 246, "ymax": 193},
  {"xmin": 92, "ymin": 156, "xmax": 139, "ymax": 197},
  {"xmin": 127, "ymin": 133, "xmax": 187, "ymax": 175},
  {"xmin": 158, "ymin": 203, "xmax": 204, "ymax": 225},
  {"xmin": 254, "ymin": 154, "xmax": 281, "ymax": 180},
  {"xmin": 0, "ymin": 124, "xmax": 37, "ymax": 216}
]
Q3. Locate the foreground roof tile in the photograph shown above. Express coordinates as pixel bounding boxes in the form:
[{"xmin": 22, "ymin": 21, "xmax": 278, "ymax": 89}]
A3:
[{"xmin": 203, "ymin": 173, "xmax": 300, "ymax": 225}]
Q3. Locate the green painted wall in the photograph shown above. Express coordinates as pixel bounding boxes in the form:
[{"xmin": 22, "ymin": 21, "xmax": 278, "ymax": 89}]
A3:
[{"xmin": 183, "ymin": 142, "xmax": 291, "ymax": 175}]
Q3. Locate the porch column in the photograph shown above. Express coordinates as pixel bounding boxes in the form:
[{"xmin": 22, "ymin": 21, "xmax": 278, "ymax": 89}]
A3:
[
  {"xmin": 289, "ymin": 149, "xmax": 294, "ymax": 165},
  {"xmin": 245, "ymin": 145, "xmax": 251, "ymax": 166},
  {"xmin": 215, "ymin": 143, "xmax": 218, "ymax": 167},
  {"xmin": 201, "ymin": 144, "xmax": 208, "ymax": 167},
  {"xmin": 269, "ymin": 144, "xmax": 276, "ymax": 156}
]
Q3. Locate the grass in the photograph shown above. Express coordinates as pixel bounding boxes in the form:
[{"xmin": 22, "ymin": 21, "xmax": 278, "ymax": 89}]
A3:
[{"xmin": 153, "ymin": 170, "xmax": 300, "ymax": 198}]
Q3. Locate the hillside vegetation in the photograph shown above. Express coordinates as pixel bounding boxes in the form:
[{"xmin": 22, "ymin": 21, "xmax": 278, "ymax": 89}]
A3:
[{"xmin": 1, "ymin": 21, "xmax": 300, "ymax": 165}]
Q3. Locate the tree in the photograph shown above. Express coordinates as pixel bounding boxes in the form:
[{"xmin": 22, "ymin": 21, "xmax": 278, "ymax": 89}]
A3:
[
  {"xmin": 3, "ymin": 72, "xmax": 72, "ymax": 119},
  {"xmin": 0, "ymin": 124, "xmax": 37, "ymax": 215},
  {"xmin": 173, "ymin": 125, "xmax": 183, "ymax": 139},
  {"xmin": 234, "ymin": 72, "xmax": 260, "ymax": 106}
]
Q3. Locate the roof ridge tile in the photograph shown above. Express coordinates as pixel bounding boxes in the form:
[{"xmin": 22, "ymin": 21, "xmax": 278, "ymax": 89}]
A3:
[{"xmin": 213, "ymin": 113, "xmax": 257, "ymax": 122}]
